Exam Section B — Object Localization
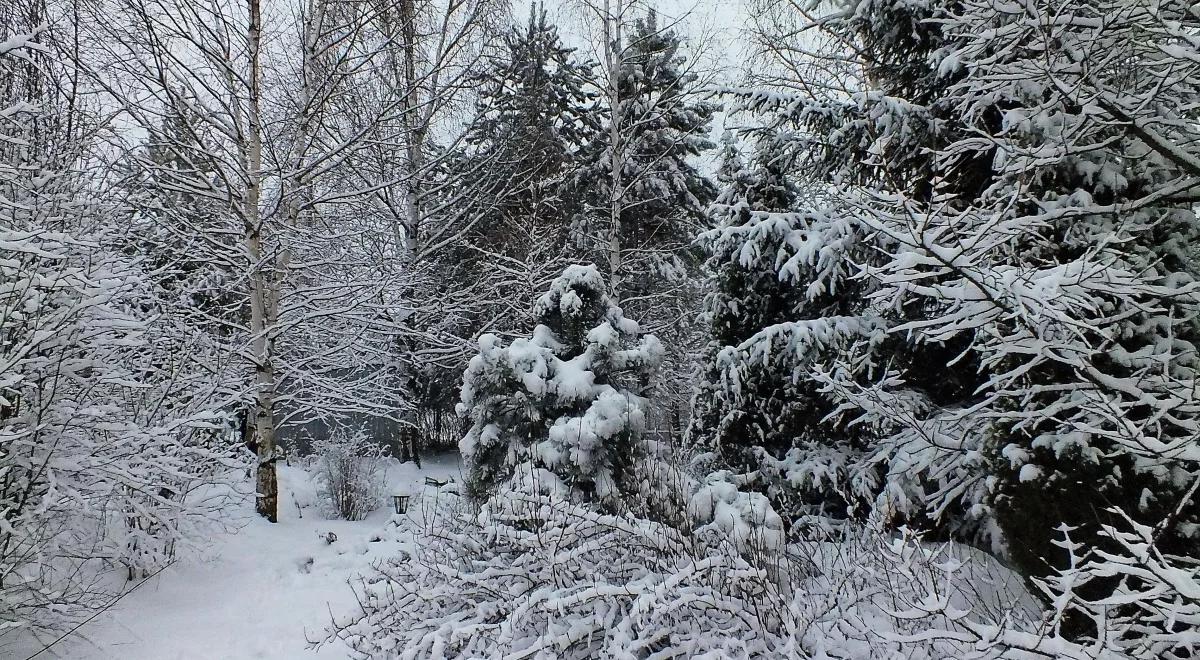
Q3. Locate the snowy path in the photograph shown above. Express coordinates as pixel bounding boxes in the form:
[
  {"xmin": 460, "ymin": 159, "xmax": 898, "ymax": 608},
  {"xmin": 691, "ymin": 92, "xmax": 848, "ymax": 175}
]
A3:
[{"xmin": 14, "ymin": 456, "xmax": 461, "ymax": 660}]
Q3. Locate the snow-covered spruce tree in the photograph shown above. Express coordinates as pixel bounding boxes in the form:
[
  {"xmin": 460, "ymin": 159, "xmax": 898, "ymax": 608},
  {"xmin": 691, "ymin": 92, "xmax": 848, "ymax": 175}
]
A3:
[
  {"xmin": 688, "ymin": 137, "xmax": 885, "ymax": 525},
  {"xmin": 450, "ymin": 7, "xmax": 601, "ymax": 335},
  {"xmin": 698, "ymin": 0, "xmax": 1200, "ymax": 647},
  {"xmin": 713, "ymin": 130, "xmax": 744, "ymax": 188},
  {"xmin": 603, "ymin": 8, "xmax": 717, "ymax": 267},
  {"xmin": 464, "ymin": 6, "xmax": 598, "ymax": 232},
  {"xmin": 817, "ymin": 0, "xmax": 1200, "ymax": 644},
  {"xmin": 692, "ymin": 0, "xmax": 993, "ymax": 538},
  {"xmin": 458, "ymin": 265, "xmax": 663, "ymax": 506}
]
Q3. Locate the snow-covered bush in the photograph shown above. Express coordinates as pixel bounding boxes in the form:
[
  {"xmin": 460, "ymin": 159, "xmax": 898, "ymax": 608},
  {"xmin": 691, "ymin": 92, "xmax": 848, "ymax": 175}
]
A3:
[
  {"xmin": 870, "ymin": 513, "xmax": 1200, "ymax": 659},
  {"xmin": 458, "ymin": 265, "xmax": 663, "ymax": 506},
  {"xmin": 331, "ymin": 486, "xmax": 799, "ymax": 658},
  {"xmin": 689, "ymin": 471, "xmax": 786, "ymax": 561},
  {"xmin": 329, "ymin": 482, "xmax": 1050, "ymax": 659},
  {"xmin": 312, "ymin": 429, "xmax": 387, "ymax": 521}
]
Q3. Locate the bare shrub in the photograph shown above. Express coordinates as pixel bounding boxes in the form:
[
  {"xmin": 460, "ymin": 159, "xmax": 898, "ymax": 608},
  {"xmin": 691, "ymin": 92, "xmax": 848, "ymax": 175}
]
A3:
[{"xmin": 312, "ymin": 429, "xmax": 387, "ymax": 521}]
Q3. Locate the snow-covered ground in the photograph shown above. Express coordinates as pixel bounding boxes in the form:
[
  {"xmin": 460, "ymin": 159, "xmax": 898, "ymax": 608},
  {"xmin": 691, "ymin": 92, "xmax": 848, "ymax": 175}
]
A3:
[{"xmin": 8, "ymin": 455, "xmax": 461, "ymax": 660}]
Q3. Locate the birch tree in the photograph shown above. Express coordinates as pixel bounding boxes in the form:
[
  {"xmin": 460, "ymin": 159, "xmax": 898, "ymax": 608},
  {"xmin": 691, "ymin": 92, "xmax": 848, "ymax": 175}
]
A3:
[{"xmin": 81, "ymin": 0, "xmax": 499, "ymax": 520}]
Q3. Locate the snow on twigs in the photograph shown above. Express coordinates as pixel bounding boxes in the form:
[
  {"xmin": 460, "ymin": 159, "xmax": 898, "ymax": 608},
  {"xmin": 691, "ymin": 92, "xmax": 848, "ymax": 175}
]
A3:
[{"xmin": 329, "ymin": 481, "xmax": 1051, "ymax": 660}]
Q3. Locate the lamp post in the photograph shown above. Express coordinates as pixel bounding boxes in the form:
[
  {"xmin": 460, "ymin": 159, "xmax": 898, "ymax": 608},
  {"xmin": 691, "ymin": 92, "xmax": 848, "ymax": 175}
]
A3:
[{"xmin": 392, "ymin": 494, "xmax": 411, "ymax": 514}]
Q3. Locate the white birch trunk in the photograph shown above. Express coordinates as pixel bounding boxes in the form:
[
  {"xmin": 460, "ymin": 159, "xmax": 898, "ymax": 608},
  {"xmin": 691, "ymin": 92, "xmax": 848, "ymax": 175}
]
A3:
[
  {"xmin": 399, "ymin": 0, "xmax": 423, "ymax": 257},
  {"xmin": 245, "ymin": 0, "xmax": 279, "ymax": 522}
]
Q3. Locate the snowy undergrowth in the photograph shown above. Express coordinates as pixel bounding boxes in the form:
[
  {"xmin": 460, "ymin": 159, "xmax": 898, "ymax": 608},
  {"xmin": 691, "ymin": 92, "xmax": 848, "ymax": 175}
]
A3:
[
  {"xmin": 329, "ymin": 484, "xmax": 1044, "ymax": 660},
  {"xmin": 3, "ymin": 457, "xmax": 460, "ymax": 660}
]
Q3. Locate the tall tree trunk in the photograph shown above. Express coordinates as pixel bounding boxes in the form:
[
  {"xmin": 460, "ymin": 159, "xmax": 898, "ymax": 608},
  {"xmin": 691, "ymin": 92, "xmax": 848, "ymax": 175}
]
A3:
[
  {"xmin": 246, "ymin": 0, "xmax": 278, "ymax": 522},
  {"xmin": 604, "ymin": 0, "xmax": 623, "ymax": 299},
  {"xmin": 399, "ymin": 0, "xmax": 423, "ymax": 256}
]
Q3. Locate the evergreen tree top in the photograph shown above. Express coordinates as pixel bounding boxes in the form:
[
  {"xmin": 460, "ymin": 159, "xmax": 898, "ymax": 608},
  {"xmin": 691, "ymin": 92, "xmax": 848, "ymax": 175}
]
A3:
[
  {"xmin": 467, "ymin": 6, "xmax": 598, "ymax": 160},
  {"xmin": 618, "ymin": 8, "xmax": 715, "ymax": 160},
  {"xmin": 533, "ymin": 264, "xmax": 639, "ymax": 353}
]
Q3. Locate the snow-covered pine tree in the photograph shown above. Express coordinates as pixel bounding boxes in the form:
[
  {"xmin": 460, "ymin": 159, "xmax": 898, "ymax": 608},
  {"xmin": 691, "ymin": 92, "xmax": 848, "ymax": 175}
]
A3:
[{"xmin": 459, "ymin": 265, "xmax": 663, "ymax": 506}]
